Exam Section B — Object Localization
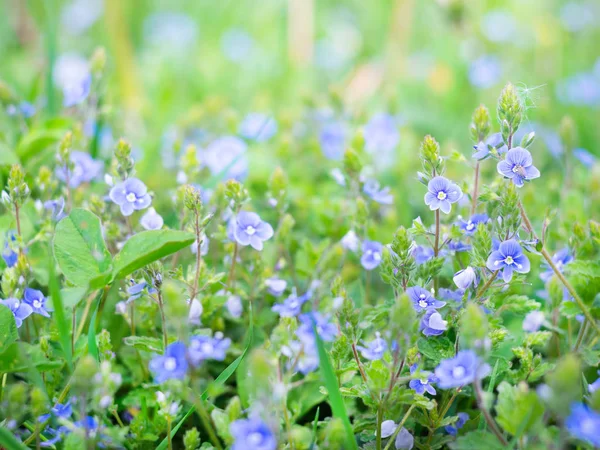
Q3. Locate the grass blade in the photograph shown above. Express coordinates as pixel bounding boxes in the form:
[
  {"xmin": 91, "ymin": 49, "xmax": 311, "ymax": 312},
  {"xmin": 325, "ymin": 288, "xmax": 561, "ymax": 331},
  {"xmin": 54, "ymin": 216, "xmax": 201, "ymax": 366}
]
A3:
[
  {"xmin": 0, "ymin": 427, "xmax": 28, "ymax": 450},
  {"xmin": 308, "ymin": 406, "xmax": 320, "ymax": 450},
  {"xmin": 48, "ymin": 253, "xmax": 73, "ymax": 371},
  {"xmin": 314, "ymin": 327, "xmax": 357, "ymax": 450},
  {"xmin": 88, "ymin": 295, "xmax": 100, "ymax": 361}
]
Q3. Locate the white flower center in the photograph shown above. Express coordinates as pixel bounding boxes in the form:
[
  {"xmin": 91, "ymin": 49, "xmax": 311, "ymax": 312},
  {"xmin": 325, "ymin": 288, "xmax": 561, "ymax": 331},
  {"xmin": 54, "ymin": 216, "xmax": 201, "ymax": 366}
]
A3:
[
  {"xmin": 248, "ymin": 432, "xmax": 263, "ymax": 445},
  {"xmin": 581, "ymin": 418, "xmax": 595, "ymax": 434},
  {"xmin": 452, "ymin": 366, "xmax": 465, "ymax": 379},
  {"xmin": 164, "ymin": 357, "xmax": 177, "ymax": 371},
  {"xmin": 373, "ymin": 252, "xmax": 381, "ymax": 262},
  {"xmin": 437, "ymin": 191, "xmax": 447, "ymax": 200},
  {"xmin": 126, "ymin": 193, "xmax": 137, "ymax": 202},
  {"xmin": 504, "ymin": 256, "xmax": 514, "ymax": 265},
  {"xmin": 245, "ymin": 225, "xmax": 256, "ymax": 236},
  {"xmin": 466, "ymin": 222, "xmax": 474, "ymax": 231},
  {"xmin": 201, "ymin": 342, "xmax": 214, "ymax": 353},
  {"xmin": 419, "ymin": 300, "xmax": 428, "ymax": 308},
  {"xmin": 33, "ymin": 300, "xmax": 42, "ymax": 309},
  {"xmin": 421, "ymin": 378, "xmax": 429, "ymax": 384}
]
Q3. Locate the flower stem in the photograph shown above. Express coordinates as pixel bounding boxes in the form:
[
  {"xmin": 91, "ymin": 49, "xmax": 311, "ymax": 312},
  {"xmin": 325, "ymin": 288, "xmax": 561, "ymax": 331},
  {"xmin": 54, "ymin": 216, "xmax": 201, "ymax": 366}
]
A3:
[
  {"xmin": 471, "ymin": 162, "xmax": 480, "ymax": 215},
  {"xmin": 376, "ymin": 404, "xmax": 383, "ymax": 450},
  {"xmin": 227, "ymin": 242, "xmax": 239, "ymax": 291},
  {"xmin": 192, "ymin": 395, "xmax": 223, "ymax": 450},
  {"xmin": 157, "ymin": 289, "xmax": 168, "ymax": 349},
  {"xmin": 166, "ymin": 417, "xmax": 173, "ymax": 450},
  {"xmin": 434, "ymin": 209, "xmax": 440, "ymax": 293},
  {"xmin": 473, "ymin": 380, "xmax": 507, "ymax": 445},
  {"xmin": 475, "ymin": 270, "xmax": 498, "ymax": 300},
  {"xmin": 383, "ymin": 404, "xmax": 416, "ymax": 450}
]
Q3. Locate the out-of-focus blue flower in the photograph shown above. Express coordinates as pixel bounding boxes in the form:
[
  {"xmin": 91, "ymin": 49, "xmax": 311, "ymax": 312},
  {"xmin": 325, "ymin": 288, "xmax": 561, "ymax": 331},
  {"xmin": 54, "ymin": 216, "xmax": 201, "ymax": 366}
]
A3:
[
  {"xmin": 407, "ymin": 286, "xmax": 445, "ymax": 313},
  {"xmin": 420, "ymin": 309, "xmax": 448, "ymax": 336},
  {"xmin": 191, "ymin": 235, "xmax": 209, "ymax": 256},
  {"xmin": 481, "ymin": 10, "xmax": 517, "ymax": 43},
  {"xmin": 282, "ymin": 340, "xmax": 319, "ymax": 374},
  {"xmin": 143, "ymin": 12, "xmax": 199, "ymax": 57},
  {"xmin": 23, "ymin": 288, "xmax": 51, "ymax": 318},
  {"xmin": 265, "ymin": 277, "xmax": 287, "ymax": 296},
  {"xmin": 44, "ymin": 198, "xmax": 66, "ymax": 221},
  {"xmin": 361, "ymin": 240, "xmax": 383, "ymax": 271},
  {"xmin": 472, "ymin": 132, "xmax": 507, "ymax": 160},
  {"xmin": 363, "ymin": 179, "xmax": 393, "ymax": 205},
  {"xmin": 2, "ymin": 232, "xmax": 18, "ymax": 268},
  {"xmin": 540, "ymin": 248, "xmax": 572, "ymax": 283},
  {"xmin": 439, "ymin": 288, "xmax": 465, "ymax": 304},
  {"xmin": 395, "ymin": 427, "xmax": 414, "ymax": 449},
  {"xmin": 52, "ymin": 402, "xmax": 73, "ymax": 419},
  {"xmin": 469, "ymin": 55, "xmax": 502, "ymax": 89},
  {"xmin": 56, "ymin": 151, "xmax": 103, "ymax": 188},
  {"xmin": 239, "ymin": 113, "xmax": 277, "ymax": 142},
  {"xmin": 378, "ymin": 420, "xmax": 397, "ymax": 438},
  {"xmin": 126, "ymin": 280, "xmax": 156, "ymax": 304},
  {"xmin": 357, "ymin": 333, "xmax": 387, "ymax": 360},
  {"xmin": 319, "ymin": 121, "xmax": 346, "ymax": 160},
  {"xmin": 565, "ymin": 403, "xmax": 600, "ymax": 447},
  {"xmin": 574, "ymin": 148, "xmax": 597, "ymax": 167},
  {"xmin": 140, "ymin": 208, "xmax": 163, "ymax": 231},
  {"xmin": 188, "ymin": 333, "xmax": 231, "ymax": 366},
  {"xmin": 453, "ymin": 267, "xmax": 476, "ymax": 290},
  {"xmin": 409, "ymin": 364, "xmax": 438, "ymax": 395},
  {"xmin": 447, "ymin": 241, "xmax": 471, "ymax": 253},
  {"xmin": 412, "ymin": 245, "xmax": 434, "ymax": 265},
  {"xmin": 149, "ymin": 342, "xmax": 188, "ymax": 383},
  {"xmin": 233, "ymin": 211, "xmax": 274, "ymax": 251},
  {"xmin": 445, "ymin": 412, "xmax": 469, "ymax": 435},
  {"xmin": 341, "ymin": 230, "xmax": 360, "ymax": 252},
  {"xmin": 0, "ymin": 297, "xmax": 33, "ymax": 328},
  {"xmin": 363, "ymin": 113, "xmax": 400, "ymax": 156},
  {"xmin": 297, "ymin": 312, "xmax": 337, "ymax": 345},
  {"xmin": 230, "ymin": 417, "xmax": 277, "ymax": 450},
  {"xmin": 523, "ymin": 310, "xmax": 545, "ymax": 332},
  {"xmin": 272, "ymin": 290, "xmax": 310, "ymax": 318},
  {"xmin": 221, "ymin": 28, "xmax": 255, "ymax": 63},
  {"xmin": 40, "ymin": 427, "xmax": 65, "ymax": 447},
  {"xmin": 459, "ymin": 214, "xmax": 489, "ymax": 234},
  {"xmin": 588, "ymin": 371, "xmax": 600, "ymax": 393},
  {"xmin": 486, "ymin": 239, "xmax": 530, "ymax": 283},
  {"xmin": 109, "ymin": 178, "xmax": 152, "ymax": 216},
  {"xmin": 60, "ymin": 0, "xmax": 103, "ymax": 36},
  {"xmin": 18, "ymin": 101, "xmax": 36, "ymax": 118},
  {"xmin": 560, "ymin": 2, "xmax": 598, "ymax": 32},
  {"xmin": 497, "ymin": 147, "xmax": 540, "ymax": 187},
  {"xmin": 54, "ymin": 54, "xmax": 91, "ymax": 107},
  {"xmin": 201, "ymin": 136, "xmax": 248, "ymax": 180},
  {"xmin": 424, "ymin": 176, "xmax": 463, "ymax": 214},
  {"xmin": 226, "ymin": 295, "xmax": 243, "ymax": 319},
  {"xmin": 556, "ymin": 72, "xmax": 600, "ymax": 107},
  {"xmin": 435, "ymin": 350, "xmax": 491, "ymax": 389}
]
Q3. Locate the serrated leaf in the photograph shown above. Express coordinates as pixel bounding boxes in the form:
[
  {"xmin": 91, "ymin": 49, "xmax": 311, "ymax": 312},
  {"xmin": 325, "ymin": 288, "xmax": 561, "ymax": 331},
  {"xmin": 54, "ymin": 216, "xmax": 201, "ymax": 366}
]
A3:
[
  {"xmin": 417, "ymin": 337, "xmax": 455, "ymax": 364},
  {"xmin": 0, "ymin": 304, "xmax": 18, "ymax": 348},
  {"xmin": 495, "ymin": 381, "xmax": 544, "ymax": 435},
  {"xmin": 112, "ymin": 230, "xmax": 195, "ymax": 279}
]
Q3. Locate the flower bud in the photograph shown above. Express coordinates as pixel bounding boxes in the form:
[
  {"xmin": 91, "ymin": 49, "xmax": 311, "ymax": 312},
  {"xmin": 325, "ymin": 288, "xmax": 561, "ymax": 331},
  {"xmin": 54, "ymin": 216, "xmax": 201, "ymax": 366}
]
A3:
[{"xmin": 470, "ymin": 104, "xmax": 490, "ymax": 143}]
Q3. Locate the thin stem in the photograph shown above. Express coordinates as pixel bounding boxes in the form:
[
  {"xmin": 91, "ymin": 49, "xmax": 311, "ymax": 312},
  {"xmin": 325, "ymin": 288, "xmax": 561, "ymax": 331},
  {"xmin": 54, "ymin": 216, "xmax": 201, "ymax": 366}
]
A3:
[
  {"xmin": 434, "ymin": 210, "xmax": 440, "ymax": 256},
  {"xmin": 166, "ymin": 417, "xmax": 173, "ymax": 450},
  {"xmin": 157, "ymin": 289, "xmax": 168, "ymax": 349},
  {"xmin": 376, "ymin": 404, "xmax": 383, "ymax": 450},
  {"xmin": 574, "ymin": 318, "xmax": 588, "ymax": 352},
  {"xmin": 191, "ymin": 211, "xmax": 202, "ymax": 301},
  {"xmin": 438, "ymin": 387, "xmax": 461, "ymax": 423},
  {"xmin": 473, "ymin": 380, "xmax": 507, "ymax": 445},
  {"xmin": 475, "ymin": 271, "xmax": 498, "ymax": 300},
  {"xmin": 227, "ymin": 242, "xmax": 239, "ymax": 292},
  {"xmin": 471, "ymin": 162, "xmax": 480, "ymax": 215},
  {"xmin": 192, "ymin": 395, "xmax": 223, "ymax": 450},
  {"xmin": 383, "ymin": 404, "xmax": 416, "ymax": 450},
  {"xmin": 75, "ymin": 292, "xmax": 97, "ymax": 342}
]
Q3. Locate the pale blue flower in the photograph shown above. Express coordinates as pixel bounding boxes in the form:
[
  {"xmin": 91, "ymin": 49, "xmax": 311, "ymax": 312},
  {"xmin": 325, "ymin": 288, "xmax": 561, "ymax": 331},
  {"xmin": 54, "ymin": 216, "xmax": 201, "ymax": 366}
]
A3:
[
  {"xmin": 201, "ymin": 137, "xmax": 248, "ymax": 180},
  {"xmin": 522, "ymin": 310, "xmax": 545, "ymax": 332},
  {"xmin": 497, "ymin": 147, "xmax": 540, "ymax": 187},
  {"xmin": 357, "ymin": 333, "xmax": 387, "ymax": 360},
  {"xmin": 424, "ymin": 177, "xmax": 463, "ymax": 214},
  {"xmin": 445, "ymin": 412, "xmax": 469, "ymax": 436},
  {"xmin": 0, "ymin": 297, "xmax": 33, "ymax": 328},
  {"xmin": 435, "ymin": 350, "xmax": 491, "ymax": 389},
  {"xmin": 188, "ymin": 334, "xmax": 231, "ymax": 366},
  {"xmin": 420, "ymin": 309, "xmax": 448, "ymax": 336},
  {"xmin": 149, "ymin": 342, "xmax": 188, "ymax": 383},
  {"xmin": 230, "ymin": 417, "xmax": 277, "ymax": 450},
  {"xmin": 140, "ymin": 208, "xmax": 164, "ymax": 230},
  {"xmin": 233, "ymin": 212, "xmax": 274, "ymax": 251},
  {"xmin": 361, "ymin": 240, "xmax": 383, "ymax": 271},
  {"xmin": 23, "ymin": 288, "xmax": 51, "ymax": 318},
  {"xmin": 468, "ymin": 55, "xmax": 502, "ymax": 89},
  {"xmin": 486, "ymin": 239, "xmax": 530, "ymax": 283},
  {"xmin": 453, "ymin": 267, "xmax": 476, "ymax": 290},
  {"xmin": 319, "ymin": 121, "xmax": 346, "ymax": 160},
  {"xmin": 407, "ymin": 287, "xmax": 445, "ymax": 313},
  {"xmin": 239, "ymin": 113, "xmax": 277, "ymax": 142},
  {"xmin": 363, "ymin": 179, "xmax": 393, "ymax": 205},
  {"xmin": 566, "ymin": 403, "xmax": 600, "ymax": 447},
  {"xmin": 363, "ymin": 113, "xmax": 400, "ymax": 155},
  {"xmin": 109, "ymin": 178, "xmax": 152, "ymax": 216}
]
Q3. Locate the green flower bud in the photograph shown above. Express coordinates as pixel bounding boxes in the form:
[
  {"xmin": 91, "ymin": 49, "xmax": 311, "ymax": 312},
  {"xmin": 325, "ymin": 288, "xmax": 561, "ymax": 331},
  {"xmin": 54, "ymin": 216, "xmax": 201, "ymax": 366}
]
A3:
[
  {"xmin": 183, "ymin": 185, "xmax": 203, "ymax": 214},
  {"xmin": 470, "ymin": 104, "xmax": 490, "ymax": 143},
  {"xmin": 183, "ymin": 427, "xmax": 201, "ymax": 450},
  {"xmin": 343, "ymin": 148, "xmax": 362, "ymax": 181},
  {"xmin": 90, "ymin": 47, "xmax": 107, "ymax": 75},
  {"xmin": 224, "ymin": 179, "xmax": 249, "ymax": 208},
  {"xmin": 355, "ymin": 196, "xmax": 369, "ymax": 228},
  {"xmin": 8, "ymin": 164, "xmax": 30, "ymax": 205},
  {"xmin": 559, "ymin": 116, "xmax": 577, "ymax": 154},
  {"xmin": 419, "ymin": 135, "xmax": 444, "ymax": 177},
  {"xmin": 497, "ymin": 82, "xmax": 523, "ymax": 140},
  {"xmin": 114, "ymin": 138, "xmax": 135, "ymax": 179},
  {"xmin": 73, "ymin": 355, "xmax": 99, "ymax": 393},
  {"xmin": 30, "ymin": 386, "xmax": 49, "ymax": 417},
  {"xmin": 182, "ymin": 145, "xmax": 200, "ymax": 178},
  {"xmin": 459, "ymin": 303, "xmax": 489, "ymax": 349}
]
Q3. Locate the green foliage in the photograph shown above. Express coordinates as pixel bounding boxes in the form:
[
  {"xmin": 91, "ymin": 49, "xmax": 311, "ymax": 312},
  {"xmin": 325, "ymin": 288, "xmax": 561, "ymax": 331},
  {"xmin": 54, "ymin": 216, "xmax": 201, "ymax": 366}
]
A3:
[{"xmin": 495, "ymin": 381, "xmax": 544, "ymax": 436}]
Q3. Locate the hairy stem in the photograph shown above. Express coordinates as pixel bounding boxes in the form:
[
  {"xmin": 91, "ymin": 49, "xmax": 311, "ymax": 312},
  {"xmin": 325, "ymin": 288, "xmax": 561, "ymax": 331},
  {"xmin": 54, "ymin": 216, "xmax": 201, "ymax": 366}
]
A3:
[
  {"xmin": 471, "ymin": 161, "xmax": 480, "ymax": 215},
  {"xmin": 383, "ymin": 404, "xmax": 416, "ymax": 450},
  {"xmin": 473, "ymin": 380, "xmax": 507, "ymax": 445}
]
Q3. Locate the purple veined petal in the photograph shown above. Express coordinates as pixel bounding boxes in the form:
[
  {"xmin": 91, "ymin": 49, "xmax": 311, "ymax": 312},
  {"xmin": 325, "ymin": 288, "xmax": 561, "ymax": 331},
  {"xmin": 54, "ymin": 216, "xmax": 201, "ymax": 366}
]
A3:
[
  {"xmin": 124, "ymin": 178, "xmax": 148, "ymax": 197},
  {"xmin": 249, "ymin": 235, "xmax": 264, "ymax": 251},
  {"xmin": 424, "ymin": 384, "xmax": 436, "ymax": 395},
  {"xmin": 439, "ymin": 200, "xmax": 451, "ymax": 214},
  {"xmin": 233, "ymin": 226, "xmax": 251, "ymax": 246},
  {"xmin": 428, "ymin": 312, "xmax": 448, "ymax": 330},
  {"xmin": 512, "ymin": 175, "xmax": 525, "ymax": 187},
  {"xmin": 487, "ymin": 132, "xmax": 504, "ymax": 148},
  {"xmin": 472, "ymin": 142, "xmax": 489, "ymax": 160},
  {"xmin": 255, "ymin": 221, "xmax": 274, "ymax": 240},
  {"xmin": 445, "ymin": 183, "xmax": 463, "ymax": 202},
  {"xmin": 432, "ymin": 299, "xmax": 447, "ymax": 308},
  {"xmin": 502, "ymin": 265, "xmax": 514, "ymax": 282},
  {"xmin": 425, "ymin": 195, "xmax": 441, "ymax": 211},
  {"xmin": 506, "ymin": 147, "xmax": 533, "ymax": 167},
  {"xmin": 134, "ymin": 193, "xmax": 152, "ymax": 210},
  {"xmin": 498, "ymin": 239, "xmax": 522, "ymax": 258},
  {"xmin": 120, "ymin": 202, "xmax": 135, "ymax": 216},
  {"xmin": 497, "ymin": 160, "xmax": 515, "ymax": 178},
  {"xmin": 109, "ymin": 185, "xmax": 127, "ymax": 204},
  {"xmin": 236, "ymin": 211, "xmax": 260, "ymax": 228},
  {"xmin": 424, "ymin": 192, "xmax": 438, "ymax": 206},
  {"xmin": 15, "ymin": 303, "xmax": 33, "ymax": 320},
  {"xmin": 428, "ymin": 176, "xmax": 450, "ymax": 194},
  {"xmin": 486, "ymin": 250, "xmax": 504, "ymax": 271},
  {"xmin": 513, "ymin": 253, "xmax": 531, "ymax": 273},
  {"xmin": 525, "ymin": 165, "xmax": 540, "ymax": 179}
]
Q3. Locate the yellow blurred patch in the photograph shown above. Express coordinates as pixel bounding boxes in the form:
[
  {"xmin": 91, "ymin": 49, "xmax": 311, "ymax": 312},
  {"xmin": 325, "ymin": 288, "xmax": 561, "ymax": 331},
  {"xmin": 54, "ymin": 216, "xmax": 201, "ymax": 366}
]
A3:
[{"xmin": 428, "ymin": 63, "xmax": 454, "ymax": 94}]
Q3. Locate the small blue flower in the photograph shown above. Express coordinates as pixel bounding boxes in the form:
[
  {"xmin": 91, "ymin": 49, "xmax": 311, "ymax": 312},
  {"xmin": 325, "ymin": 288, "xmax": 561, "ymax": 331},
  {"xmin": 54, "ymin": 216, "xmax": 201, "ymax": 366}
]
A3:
[
  {"xmin": 409, "ymin": 364, "xmax": 438, "ymax": 395},
  {"xmin": 566, "ymin": 403, "xmax": 600, "ymax": 447},
  {"xmin": 233, "ymin": 211, "xmax": 274, "ymax": 251},
  {"xmin": 341, "ymin": 230, "xmax": 360, "ymax": 252},
  {"xmin": 149, "ymin": 342, "xmax": 188, "ymax": 383},
  {"xmin": 53, "ymin": 54, "xmax": 91, "ymax": 107},
  {"xmin": 453, "ymin": 267, "xmax": 476, "ymax": 290},
  {"xmin": 52, "ymin": 402, "xmax": 73, "ymax": 419},
  {"xmin": 361, "ymin": 240, "xmax": 383, "ymax": 271},
  {"xmin": 459, "ymin": 214, "xmax": 489, "ymax": 234},
  {"xmin": 230, "ymin": 417, "xmax": 277, "ymax": 450},
  {"xmin": 407, "ymin": 287, "xmax": 446, "ymax": 313},
  {"xmin": 420, "ymin": 309, "xmax": 448, "ymax": 337},
  {"xmin": 319, "ymin": 121, "xmax": 346, "ymax": 160},
  {"xmin": 445, "ymin": 412, "xmax": 469, "ymax": 436},
  {"xmin": 201, "ymin": 137, "xmax": 248, "ymax": 180},
  {"xmin": 44, "ymin": 198, "xmax": 66, "ymax": 221},
  {"xmin": 438, "ymin": 288, "xmax": 465, "ymax": 304},
  {"xmin": 486, "ymin": 239, "xmax": 530, "ymax": 283},
  {"xmin": 265, "ymin": 277, "xmax": 287, "ymax": 296},
  {"xmin": 497, "ymin": 147, "xmax": 540, "ymax": 187},
  {"xmin": 140, "ymin": 208, "xmax": 164, "ymax": 230},
  {"xmin": 126, "ymin": 280, "xmax": 156, "ymax": 303},
  {"xmin": 23, "ymin": 288, "xmax": 51, "ymax": 318},
  {"xmin": 56, "ymin": 151, "xmax": 103, "ymax": 188},
  {"xmin": 412, "ymin": 245, "xmax": 434, "ymax": 265},
  {"xmin": 18, "ymin": 101, "xmax": 36, "ymax": 118},
  {"xmin": 239, "ymin": 113, "xmax": 277, "ymax": 142},
  {"xmin": 363, "ymin": 179, "xmax": 393, "ymax": 205},
  {"xmin": 357, "ymin": 333, "xmax": 387, "ymax": 361},
  {"xmin": 472, "ymin": 133, "xmax": 507, "ymax": 160},
  {"xmin": 0, "ymin": 297, "xmax": 33, "ymax": 328},
  {"xmin": 188, "ymin": 333, "xmax": 231, "ymax": 366},
  {"xmin": 574, "ymin": 148, "xmax": 596, "ymax": 168},
  {"xmin": 540, "ymin": 248, "xmax": 572, "ymax": 283},
  {"xmin": 522, "ymin": 310, "xmax": 545, "ymax": 332},
  {"xmin": 297, "ymin": 312, "xmax": 337, "ymax": 345},
  {"xmin": 272, "ymin": 291, "xmax": 310, "ymax": 318},
  {"xmin": 109, "ymin": 178, "xmax": 152, "ymax": 216},
  {"xmin": 447, "ymin": 240, "xmax": 471, "ymax": 253},
  {"xmin": 434, "ymin": 350, "xmax": 491, "ymax": 389},
  {"xmin": 588, "ymin": 371, "xmax": 600, "ymax": 394},
  {"xmin": 424, "ymin": 176, "xmax": 463, "ymax": 214},
  {"xmin": 395, "ymin": 427, "xmax": 414, "ymax": 449},
  {"xmin": 468, "ymin": 55, "xmax": 502, "ymax": 90},
  {"xmin": 363, "ymin": 113, "xmax": 400, "ymax": 155},
  {"xmin": 40, "ymin": 427, "xmax": 66, "ymax": 447},
  {"xmin": 282, "ymin": 340, "xmax": 319, "ymax": 374},
  {"xmin": 2, "ymin": 232, "xmax": 18, "ymax": 268}
]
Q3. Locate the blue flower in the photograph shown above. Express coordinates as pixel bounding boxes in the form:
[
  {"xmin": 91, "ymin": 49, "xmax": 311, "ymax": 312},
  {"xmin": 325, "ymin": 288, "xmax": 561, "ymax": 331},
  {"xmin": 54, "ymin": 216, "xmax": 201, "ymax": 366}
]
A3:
[
  {"xmin": 44, "ymin": 198, "xmax": 66, "ymax": 221},
  {"xmin": 363, "ymin": 179, "xmax": 393, "ymax": 205},
  {"xmin": 434, "ymin": 350, "xmax": 491, "ymax": 389},
  {"xmin": 230, "ymin": 417, "xmax": 277, "ymax": 450},
  {"xmin": 447, "ymin": 241, "xmax": 471, "ymax": 253},
  {"xmin": 265, "ymin": 277, "xmax": 287, "ymax": 296},
  {"xmin": 409, "ymin": 364, "xmax": 438, "ymax": 395},
  {"xmin": 574, "ymin": 148, "xmax": 596, "ymax": 168},
  {"xmin": 149, "ymin": 342, "xmax": 188, "ymax": 383},
  {"xmin": 468, "ymin": 55, "xmax": 502, "ymax": 90},
  {"xmin": 18, "ymin": 101, "xmax": 36, "ymax": 118},
  {"xmin": 566, "ymin": 403, "xmax": 600, "ymax": 447},
  {"xmin": 445, "ymin": 412, "xmax": 469, "ymax": 435},
  {"xmin": 297, "ymin": 312, "xmax": 337, "ymax": 345},
  {"xmin": 394, "ymin": 427, "xmax": 414, "ymax": 449},
  {"xmin": 588, "ymin": 371, "xmax": 600, "ymax": 394},
  {"xmin": 53, "ymin": 54, "xmax": 92, "ymax": 107},
  {"xmin": 459, "ymin": 214, "xmax": 489, "ymax": 234},
  {"xmin": 63, "ymin": 74, "xmax": 91, "ymax": 107},
  {"xmin": 357, "ymin": 333, "xmax": 387, "ymax": 360},
  {"xmin": 424, "ymin": 177, "xmax": 463, "ymax": 214},
  {"xmin": 540, "ymin": 248, "xmax": 572, "ymax": 283},
  {"xmin": 221, "ymin": 28, "xmax": 255, "ymax": 63},
  {"xmin": 272, "ymin": 291, "xmax": 310, "ymax": 318},
  {"xmin": 319, "ymin": 121, "xmax": 346, "ymax": 160},
  {"xmin": 486, "ymin": 239, "xmax": 530, "ymax": 283},
  {"xmin": 407, "ymin": 286, "xmax": 445, "ymax": 313},
  {"xmin": 420, "ymin": 309, "xmax": 448, "ymax": 337},
  {"xmin": 438, "ymin": 288, "xmax": 465, "ymax": 304},
  {"xmin": 239, "ymin": 113, "xmax": 277, "ymax": 142},
  {"xmin": 126, "ymin": 280, "xmax": 156, "ymax": 303},
  {"xmin": 52, "ymin": 402, "xmax": 73, "ymax": 419},
  {"xmin": 23, "ymin": 288, "xmax": 51, "ymax": 318},
  {"xmin": 109, "ymin": 178, "xmax": 152, "ymax": 216},
  {"xmin": 412, "ymin": 245, "xmax": 434, "ymax": 265},
  {"xmin": 2, "ymin": 232, "xmax": 18, "ymax": 268},
  {"xmin": 453, "ymin": 267, "xmax": 476, "ymax": 290},
  {"xmin": 363, "ymin": 113, "xmax": 400, "ymax": 155},
  {"xmin": 361, "ymin": 240, "xmax": 383, "ymax": 271},
  {"xmin": 140, "ymin": 208, "xmax": 164, "ymax": 230},
  {"xmin": 56, "ymin": 151, "xmax": 103, "ymax": 188},
  {"xmin": 188, "ymin": 333, "xmax": 231, "ymax": 366},
  {"xmin": 522, "ymin": 310, "xmax": 545, "ymax": 332},
  {"xmin": 0, "ymin": 297, "xmax": 33, "ymax": 328},
  {"xmin": 341, "ymin": 230, "xmax": 360, "ymax": 252},
  {"xmin": 282, "ymin": 340, "xmax": 319, "ymax": 374},
  {"xmin": 233, "ymin": 211, "xmax": 274, "ymax": 251},
  {"xmin": 497, "ymin": 147, "xmax": 540, "ymax": 187},
  {"xmin": 201, "ymin": 136, "xmax": 248, "ymax": 180}
]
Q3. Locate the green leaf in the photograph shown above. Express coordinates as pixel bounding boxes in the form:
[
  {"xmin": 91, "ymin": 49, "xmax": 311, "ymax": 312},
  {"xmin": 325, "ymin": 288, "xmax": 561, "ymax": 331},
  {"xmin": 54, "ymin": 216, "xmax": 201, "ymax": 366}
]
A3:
[
  {"xmin": 16, "ymin": 128, "xmax": 65, "ymax": 166},
  {"xmin": 495, "ymin": 381, "xmax": 544, "ymax": 435},
  {"xmin": 0, "ymin": 304, "xmax": 18, "ymax": 348},
  {"xmin": 0, "ymin": 142, "xmax": 19, "ymax": 166},
  {"xmin": 112, "ymin": 230, "xmax": 196, "ymax": 279},
  {"xmin": 417, "ymin": 337, "xmax": 455, "ymax": 364},
  {"xmin": 48, "ymin": 254, "xmax": 73, "ymax": 370},
  {"xmin": 123, "ymin": 336, "xmax": 164, "ymax": 353},
  {"xmin": 88, "ymin": 294, "xmax": 101, "ymax": 361},
  {"xmin": 449, "ymin": 430, "xmax": 505, "ymax": 450},
  {"xmin": 53, "ymin": 287, "xmax": 87, "ymax": 310},
  {"xmin": 0, "ymin": 427, "xmax": 28, "ymax": 450},
  {"xmin": 314, "ymin": 328, "xmax": 358, "ymax": 450},
  {"xmin": 53, "ymin": 209, "xmax": 112, "ymax": 287},
  {"xmin": 0, "ymin": 343, "xmax": 63, "ymax": 373}
]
